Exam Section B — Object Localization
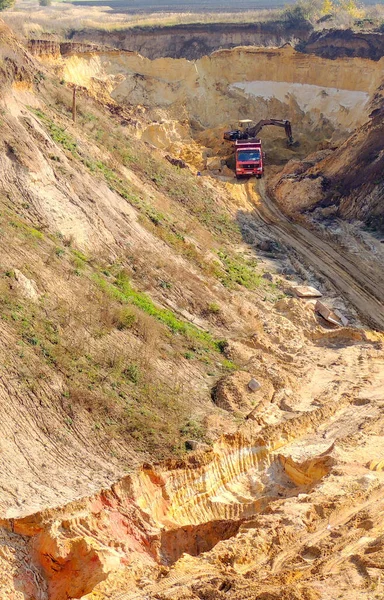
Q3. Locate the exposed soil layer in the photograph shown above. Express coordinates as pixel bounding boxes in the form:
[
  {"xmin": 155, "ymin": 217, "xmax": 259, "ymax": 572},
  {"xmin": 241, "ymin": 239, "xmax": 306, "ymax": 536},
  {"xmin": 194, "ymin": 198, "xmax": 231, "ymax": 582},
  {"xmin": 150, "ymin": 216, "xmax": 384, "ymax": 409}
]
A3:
[
  {"xmin": 32, "ymin": 23, "xmax": 384, "ymax": 63},
  {"xmin": 65, "ymin": 21, "xmax": 312, "ymax": 60},
  {"xmin": 3, "ymin": 371, "xmax": 384, "ymax": 599},
  {"xmin": 245, "ymin": 180, "xmax": 384, "ymax": 330},
  {"xmin": 301, "ymin": 28, "xmax": 384, "ymax": 61},
  {"xmin": 53, "ymin": 41, "xmax": 384, "ymax": 232},
  {"xmin": 270, "ymin": 98, "xmax": 384, "ymax": 231},
  {"xmin": 55, "ymin": 44, "xmax": 382, "ymax": 142}
]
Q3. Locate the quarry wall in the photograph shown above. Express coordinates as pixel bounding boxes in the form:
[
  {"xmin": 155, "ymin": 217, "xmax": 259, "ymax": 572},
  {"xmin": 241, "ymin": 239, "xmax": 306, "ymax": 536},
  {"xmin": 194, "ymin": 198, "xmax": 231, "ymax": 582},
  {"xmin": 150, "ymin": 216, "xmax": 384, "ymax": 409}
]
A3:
[{"xmin": 65, "ymin": 21, "xmax": 312, "ymax": 60}]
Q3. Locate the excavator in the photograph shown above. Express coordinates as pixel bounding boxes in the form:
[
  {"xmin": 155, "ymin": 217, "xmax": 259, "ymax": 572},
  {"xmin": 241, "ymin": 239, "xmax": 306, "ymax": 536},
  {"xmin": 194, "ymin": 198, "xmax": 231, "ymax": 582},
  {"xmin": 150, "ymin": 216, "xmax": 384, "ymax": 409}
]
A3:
[
  {"xmin": 223, "ymin": 119, "xmax": 294, "ymax": 179},
  {"xmin": 224, "ymin": 119, "xmax": 294, "ymax": 145}
]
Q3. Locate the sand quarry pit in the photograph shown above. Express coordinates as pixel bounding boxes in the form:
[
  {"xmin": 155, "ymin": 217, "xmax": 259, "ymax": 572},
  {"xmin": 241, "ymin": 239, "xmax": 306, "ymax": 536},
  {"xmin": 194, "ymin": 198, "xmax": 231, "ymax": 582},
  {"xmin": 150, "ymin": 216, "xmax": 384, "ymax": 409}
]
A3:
[
  {"xmin": 56, "ymin": 42, "xmax": 384, "ymax": 327},
  {"xmin": 58, "ymin": 45, "xmax": 383, "ymax": 165},
  {"xmin": 1, "ymin": 32, "xmax": 384, "ymax": 600}
]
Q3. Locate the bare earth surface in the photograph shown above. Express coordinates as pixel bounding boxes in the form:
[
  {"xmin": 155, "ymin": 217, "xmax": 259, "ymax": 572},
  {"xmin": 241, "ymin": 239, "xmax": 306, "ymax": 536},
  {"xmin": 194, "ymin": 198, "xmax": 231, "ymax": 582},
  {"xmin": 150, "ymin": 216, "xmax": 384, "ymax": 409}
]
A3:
[{"xmin": 0, "ymin": 18, "xmax": 383, "ymax": 600}]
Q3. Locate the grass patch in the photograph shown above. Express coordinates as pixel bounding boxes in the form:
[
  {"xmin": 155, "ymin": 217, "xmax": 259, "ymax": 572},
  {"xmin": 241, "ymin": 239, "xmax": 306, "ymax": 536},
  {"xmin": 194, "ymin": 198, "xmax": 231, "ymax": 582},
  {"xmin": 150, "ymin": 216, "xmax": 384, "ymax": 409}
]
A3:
[
  {"xmin": 217, "ymin": 250, "xmax": 262, "ymax": 289},
  {"xmin": 9, "ymin": 218, "xmax": 44, "ymax": 240},
  {"xmin": 94, "ymin": 270, "xmax": 224, "ymax": 352},
  {"xmin": 0, "ymin": 264, "xmax": 206, "ymax": 457},
  {"xmin": 31, "ymin": 107, "xmax": 242, "ymax": 288},
  {"xmin": 136, "ymin": 155, "xmax": 239, "ymax": 239},
  {"xmin": 31, "ymin": 108, "xmax": 78, "ymax": 155},
  {"xmin": 71, "ymin": 248, "xmax": 89, "ymax": 262}
]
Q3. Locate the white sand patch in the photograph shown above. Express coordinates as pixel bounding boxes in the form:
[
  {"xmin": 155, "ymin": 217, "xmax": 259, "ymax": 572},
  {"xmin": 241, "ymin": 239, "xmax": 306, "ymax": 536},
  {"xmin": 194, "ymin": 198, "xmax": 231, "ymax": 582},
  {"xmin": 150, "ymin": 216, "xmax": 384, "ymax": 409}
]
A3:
[{"xmin": 230, "ymin": 81, "xmax": 370, "ymax": 130}]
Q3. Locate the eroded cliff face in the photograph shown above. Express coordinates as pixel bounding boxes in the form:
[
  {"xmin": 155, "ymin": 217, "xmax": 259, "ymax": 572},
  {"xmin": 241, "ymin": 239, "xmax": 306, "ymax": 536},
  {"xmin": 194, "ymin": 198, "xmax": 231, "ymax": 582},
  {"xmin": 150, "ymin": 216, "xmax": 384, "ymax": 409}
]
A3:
[
  {"xmin": 49, "ymin": 42, "xmax": 384, "ymax": 185},
  {"xmin": 51, "ymin": 41, "xmax": 384, "ymax": 212},
  {"xmin": 60, "ymin": 42, "xmax": 380, "ymax": 231},
  {"xmin": 2, "ymin": 369, "xmax": 384, "ymax": 600},
  {"xmin": 65, "ymin": 21, "xmax": 313, "ymax": 60},
  {"xmin": 59, "ymin": 45, "xmax": 382, "ymax": 133},
  {"xmin": 301, "ymin": 28, "xmax": 384, "ymax": 61},
  {"xmin": 269, "ymin": 96, "xmax": 384, "ymax": 229},
  {"xmin": 48, "ymin": 23, "xmax": 384, "ymax": 63}
]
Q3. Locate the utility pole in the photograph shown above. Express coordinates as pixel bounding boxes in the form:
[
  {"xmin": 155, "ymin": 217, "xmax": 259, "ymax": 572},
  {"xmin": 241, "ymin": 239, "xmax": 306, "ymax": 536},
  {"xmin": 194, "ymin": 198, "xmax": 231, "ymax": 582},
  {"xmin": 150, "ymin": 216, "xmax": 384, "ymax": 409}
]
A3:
[{"xmin": 72, "ymin": 86, "xmax": 77, "ymax": 124}]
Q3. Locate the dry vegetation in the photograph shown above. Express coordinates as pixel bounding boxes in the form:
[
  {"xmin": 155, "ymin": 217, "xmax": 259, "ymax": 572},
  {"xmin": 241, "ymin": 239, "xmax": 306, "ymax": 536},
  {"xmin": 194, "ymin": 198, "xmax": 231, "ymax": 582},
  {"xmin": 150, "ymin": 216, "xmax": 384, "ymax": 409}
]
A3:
[
  {"xmin": 0, "ymin": 208, "xmax": 209, "ymax": 459},
  {"xmin": 3, "ymin": 0, "xmax": 384, "ymax": 39},
  {"xmin": 0, "ymin": 39, "xmax": 284, "ymax": 476},
  {"xmin": 3, "ymin": 2, "xmax": 281, "ymax": 38}
]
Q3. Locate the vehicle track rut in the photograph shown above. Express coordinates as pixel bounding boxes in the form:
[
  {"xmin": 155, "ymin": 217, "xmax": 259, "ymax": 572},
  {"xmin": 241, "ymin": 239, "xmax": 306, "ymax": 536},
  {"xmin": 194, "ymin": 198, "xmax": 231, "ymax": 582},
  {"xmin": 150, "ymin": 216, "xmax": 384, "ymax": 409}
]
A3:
[{"xmin": 244, "ymin": 180, "xmax": 384, "ymax": 331}]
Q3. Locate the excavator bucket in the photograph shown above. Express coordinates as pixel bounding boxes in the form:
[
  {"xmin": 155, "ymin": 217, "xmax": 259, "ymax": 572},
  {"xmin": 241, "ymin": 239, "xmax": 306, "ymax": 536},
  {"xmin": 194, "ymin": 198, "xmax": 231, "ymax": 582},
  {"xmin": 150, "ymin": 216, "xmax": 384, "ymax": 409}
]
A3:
[{"xmin": 284, "ymin": 121, "xmax": 294, "ymax": 145}]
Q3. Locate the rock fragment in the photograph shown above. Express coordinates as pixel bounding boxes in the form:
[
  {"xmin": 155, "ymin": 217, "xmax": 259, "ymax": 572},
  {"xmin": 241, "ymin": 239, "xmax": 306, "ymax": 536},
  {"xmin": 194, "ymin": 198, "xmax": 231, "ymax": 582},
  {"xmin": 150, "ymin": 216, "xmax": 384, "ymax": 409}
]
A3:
[
  {"xmin": 185, "ymin": 440, "xmax": 210, "ymax": 452},
  {"xmin": 11, "ymin": 269, "xmax": 40, "ymax": 301},
  {"xmin": 258, "ymin": 239, "xmax": 276, "ymax": 252},
  {"xmin": 293, "ymin": 285, "xmax": 322, "ymax": 298},
  {"xmin": 221, "ymin": 165, "xmax": 235, "ymax": 177},
  {"xmin": 248, "ymin": 378, "xmax": 261, "ymax": 392},
  {"xmin": 206, "ymin": 156, "xmax": 222, "ymax": 171},
  {"xmin": 315, "ymin": 300, "xmax": 348, "ymax": 326},
  {"xmin": 165, "ymin": 155, "xmax": 187, "ymax": 169},
  {"xmin": 262, "ymin": 272, "xmax": 273, "ymax": 281},
  {"xmin": 333, "ymin": 309, "xmax": 349, "ymax": 326}
]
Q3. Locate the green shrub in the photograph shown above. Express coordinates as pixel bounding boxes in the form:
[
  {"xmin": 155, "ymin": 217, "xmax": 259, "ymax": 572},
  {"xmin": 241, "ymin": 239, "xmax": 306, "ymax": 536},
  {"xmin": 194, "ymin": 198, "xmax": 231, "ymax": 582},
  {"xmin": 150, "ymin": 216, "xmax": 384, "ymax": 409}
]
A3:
[
  {"xmin": 0, "ymin": 0, "xmax": 15, "ymax": 10},
  {"xmin": 115, "ymin": 307, "xmax": 137, "ymax": 330},
  {"xmin": 123, "ymin": 363, "xmax": 140, "ymax": 384},
  {"xmin": 207, "ymin": 302, "xmax": 221, "ymax": 314},
  {"xmin": 217, "ymin": 250, "xmax": 261, "ymax": 289}
]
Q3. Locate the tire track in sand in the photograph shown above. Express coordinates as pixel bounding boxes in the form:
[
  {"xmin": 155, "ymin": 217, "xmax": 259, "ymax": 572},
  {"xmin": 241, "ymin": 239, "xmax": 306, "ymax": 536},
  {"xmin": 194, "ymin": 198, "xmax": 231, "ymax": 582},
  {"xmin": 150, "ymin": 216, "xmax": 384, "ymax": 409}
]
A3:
[{"xmin": 244, "ymin": 180, "xmax": 384, "ymax": 331}]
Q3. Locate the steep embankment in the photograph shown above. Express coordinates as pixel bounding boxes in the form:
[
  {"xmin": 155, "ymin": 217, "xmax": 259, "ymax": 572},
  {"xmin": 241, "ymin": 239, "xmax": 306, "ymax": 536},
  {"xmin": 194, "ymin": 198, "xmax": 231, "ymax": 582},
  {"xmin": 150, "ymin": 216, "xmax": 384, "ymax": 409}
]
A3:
[
  {"xmin": 270, "ymin": 96, "xmax": 384, "ymax": 230},
  {"xmin": 57, "ymin": 44, "xmax": 381, "ymax": 134},
  {"xmin": 247, "ymin": 180, "xmax": 384, "ymax": 330},
  {"xmin": 301, "ymin": 28, "xmax": 384, "ymax": 61},
  {"xmin": 4, "ymin": 19, "xmax": 377, "ymax": 521},
  {"xmin": 0, "ymin": 20, "xmax": 286, "ymax": 515},
  {"xmin": 48, "ymin": 24, "xmax": 384, "ymax": 62},
  {"xmin": 65, "ymin": 21, "xmax": 312, "ymax": 60},
  {"xmin": 53, "ymin": 41, "xmax": 384, "ymax": 230},
  {"xmin": 1, "ymin": 19, "xmax": 384, "ymax": 600},
  {"xmin": 2, "ymin": 357, "xmax": 384, "ymax": 599}
]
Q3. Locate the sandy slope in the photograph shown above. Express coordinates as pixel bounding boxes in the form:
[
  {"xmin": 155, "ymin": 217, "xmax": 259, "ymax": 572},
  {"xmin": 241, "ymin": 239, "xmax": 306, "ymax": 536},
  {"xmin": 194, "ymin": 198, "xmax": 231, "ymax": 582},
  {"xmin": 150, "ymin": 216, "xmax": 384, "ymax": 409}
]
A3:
[{"xmin": 0, "ymin": 20, "xmax": 383, "ymax": 600}]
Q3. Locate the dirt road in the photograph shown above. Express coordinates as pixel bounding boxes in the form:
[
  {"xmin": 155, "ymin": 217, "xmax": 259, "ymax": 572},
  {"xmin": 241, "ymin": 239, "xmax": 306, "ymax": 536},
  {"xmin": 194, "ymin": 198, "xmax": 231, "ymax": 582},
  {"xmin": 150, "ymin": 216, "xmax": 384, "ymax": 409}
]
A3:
[{"xmin": 245, "ymin": 180, "xmax": 384, "ymax": 331}]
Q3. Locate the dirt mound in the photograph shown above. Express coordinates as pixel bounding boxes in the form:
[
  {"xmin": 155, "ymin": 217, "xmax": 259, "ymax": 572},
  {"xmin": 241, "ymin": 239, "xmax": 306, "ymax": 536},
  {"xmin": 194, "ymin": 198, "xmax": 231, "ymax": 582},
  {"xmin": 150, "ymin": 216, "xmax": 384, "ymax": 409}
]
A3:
[{"xmin": 212, "ymin": 370, "xmax": 256, "ymax": 414}]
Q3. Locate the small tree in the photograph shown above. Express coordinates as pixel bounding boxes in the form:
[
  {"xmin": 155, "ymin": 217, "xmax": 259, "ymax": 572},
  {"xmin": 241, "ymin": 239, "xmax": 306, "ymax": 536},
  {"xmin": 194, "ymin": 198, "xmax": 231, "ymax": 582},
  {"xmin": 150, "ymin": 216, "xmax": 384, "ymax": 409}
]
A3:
[
  {"xmin": 0, "ymin": 0, "xmax": 15, "ymax": 11},
  {"xmin": 322, "ymin": 0, "xmax": 334, "ymax": 15},
  {"xmin": 283, "ymin": 0, "xmax": 324, "ymax": 26},
  {"xmin": 39, "ymin": 0, "xmax": 52, "ymax": 5},
  {"xmin": 338, "ymin": 0, "xmax": 365, "ymax": 18},
  {"xmin": 283, "ymin": 3, "xmax": 312, "ymax": 26}
]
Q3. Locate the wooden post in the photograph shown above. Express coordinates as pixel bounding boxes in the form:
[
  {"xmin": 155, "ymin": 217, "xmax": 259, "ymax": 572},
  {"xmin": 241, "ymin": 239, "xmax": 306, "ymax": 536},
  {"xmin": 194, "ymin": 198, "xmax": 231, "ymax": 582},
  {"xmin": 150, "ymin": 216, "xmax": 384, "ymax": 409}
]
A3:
[{"xmin": 72, "ymin": 86, "xmax": 77, "ymax": 124}]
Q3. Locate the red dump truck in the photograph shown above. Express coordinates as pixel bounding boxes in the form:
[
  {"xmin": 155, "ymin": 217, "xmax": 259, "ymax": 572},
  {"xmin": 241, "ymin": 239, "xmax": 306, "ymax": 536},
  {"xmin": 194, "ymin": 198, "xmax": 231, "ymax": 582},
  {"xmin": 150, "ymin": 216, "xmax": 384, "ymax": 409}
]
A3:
[
  {"xmin": 235, "ymin": 139, "xmax": 264, "ymax": 179},
  {"xmin": 224, "ymin": 119, "xmax": 294, "ymax": 179}
]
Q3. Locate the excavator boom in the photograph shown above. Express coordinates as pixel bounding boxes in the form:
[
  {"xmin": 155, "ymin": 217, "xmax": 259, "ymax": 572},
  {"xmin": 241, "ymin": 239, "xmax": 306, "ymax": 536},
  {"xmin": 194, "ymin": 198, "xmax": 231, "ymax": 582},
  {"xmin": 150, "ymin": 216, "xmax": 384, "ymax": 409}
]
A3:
[{"xmin": 224, "ymin": 119, "xmax": 294, "ymax": 146}]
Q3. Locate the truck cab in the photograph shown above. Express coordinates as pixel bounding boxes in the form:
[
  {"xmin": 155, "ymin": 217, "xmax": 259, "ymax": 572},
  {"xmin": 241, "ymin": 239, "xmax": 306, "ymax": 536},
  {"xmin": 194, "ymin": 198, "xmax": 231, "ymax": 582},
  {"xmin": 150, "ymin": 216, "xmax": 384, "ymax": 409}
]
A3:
[{"xmin": 235, "ymin": 139, "xmax": 264, "ymax": 179}]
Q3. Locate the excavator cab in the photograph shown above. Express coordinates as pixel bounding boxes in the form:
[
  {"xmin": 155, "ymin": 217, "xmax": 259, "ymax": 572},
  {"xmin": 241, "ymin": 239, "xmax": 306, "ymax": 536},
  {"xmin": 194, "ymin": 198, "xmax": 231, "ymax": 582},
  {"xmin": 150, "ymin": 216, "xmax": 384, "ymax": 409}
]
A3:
[
  {"xmin": 223, "ymin": 129, "xmax": 243, "ymax": 141},
  {"xmin": 223, "ymin": 120, "xmax": 254, "ymax": 141}
]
